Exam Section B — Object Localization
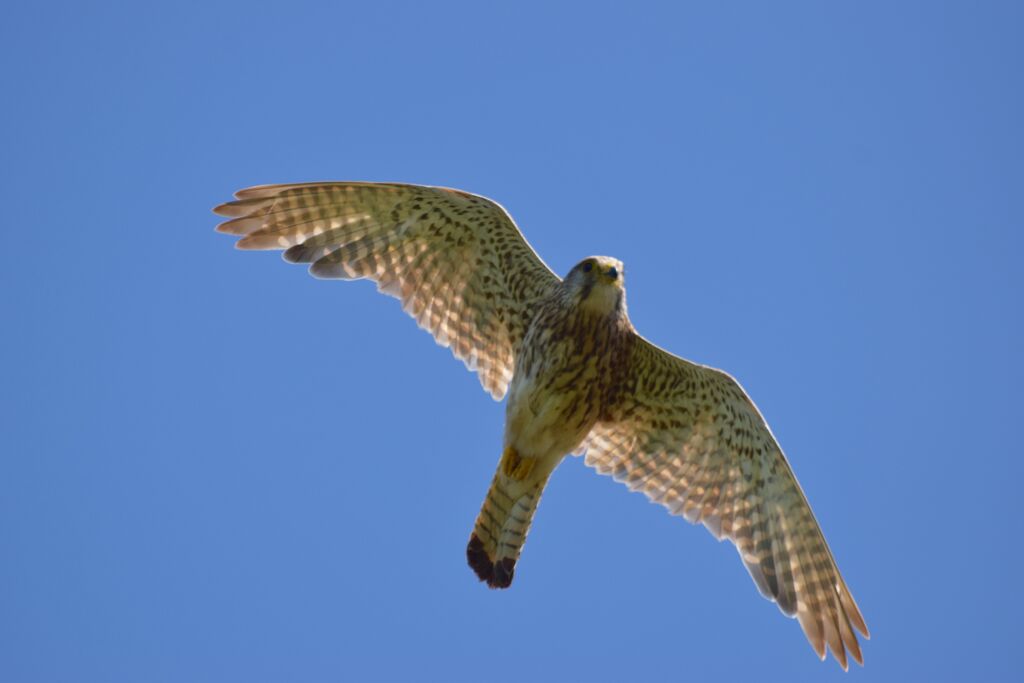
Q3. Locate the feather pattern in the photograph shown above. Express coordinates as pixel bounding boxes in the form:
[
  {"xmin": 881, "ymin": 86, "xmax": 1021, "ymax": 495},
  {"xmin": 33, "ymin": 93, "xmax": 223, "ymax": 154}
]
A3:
[
  {"xmin": 214, "ymin": 182, "xmax": 561, "ymax": 399},
  {"xmin": 582, "ymin": 335, "xmax": 869, "ymax": 668}
]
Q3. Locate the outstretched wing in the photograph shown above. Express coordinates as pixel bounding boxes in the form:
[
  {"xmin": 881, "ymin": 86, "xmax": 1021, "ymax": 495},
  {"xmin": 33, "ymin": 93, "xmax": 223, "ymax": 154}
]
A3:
[
  {"xmin": 214, "ymin": 182, "xmax": 560, "ymax": 399},
  {"xmin": 582, "ymin": 335, "xmax": 868, "ymax": 668}
]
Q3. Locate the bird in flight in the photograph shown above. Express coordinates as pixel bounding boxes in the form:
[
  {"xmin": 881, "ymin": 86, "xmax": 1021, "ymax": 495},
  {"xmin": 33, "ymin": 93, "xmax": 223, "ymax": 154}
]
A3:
[{"xmin": 214, "ymin": 182, "xmax": 868, "ymax": 668}]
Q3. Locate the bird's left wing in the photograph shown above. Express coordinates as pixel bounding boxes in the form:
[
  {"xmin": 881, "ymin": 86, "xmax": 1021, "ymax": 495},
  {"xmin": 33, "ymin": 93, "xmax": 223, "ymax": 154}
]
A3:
[
  {"xmin": 581, "ymin": 335, "xmax": 868, "ymax": 668},
  {"xmin": 214, "ymin": 182, "xmax": 561, "ymax": 399}
]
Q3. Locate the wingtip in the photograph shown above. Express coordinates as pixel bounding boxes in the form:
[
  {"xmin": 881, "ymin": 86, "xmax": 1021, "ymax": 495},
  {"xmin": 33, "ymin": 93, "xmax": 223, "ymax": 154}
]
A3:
[
  {"xmin": 282, "ymin": 244, "xmax": 305, "ymax": 263},
  {"xmin": 233, "ymin": 183, "xmax": 283, "ymax": 200},
  {"xmin": 854, "ymin": 615, "xmax": 870, "ymax": 640},
  {"xmin": 307, "ymin": 260, "xmax": 336, "ymax": 280},
  {"xmin": 833, "ymin": 646, "xmax": 849, "ymax": 671},
  {"xmin": 212, "ymin": 203, "xmax": 230, "ymax": 217},
  {"xmin": 234, "ymin": 234, "xmax": 275, "ymax": 251}
]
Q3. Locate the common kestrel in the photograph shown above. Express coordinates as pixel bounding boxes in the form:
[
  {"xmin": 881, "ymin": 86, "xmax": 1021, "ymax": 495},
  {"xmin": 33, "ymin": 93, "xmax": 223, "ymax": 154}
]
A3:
[{"xmin": 214, "ymin": 182, "xmax": 868, "ymax": 668}]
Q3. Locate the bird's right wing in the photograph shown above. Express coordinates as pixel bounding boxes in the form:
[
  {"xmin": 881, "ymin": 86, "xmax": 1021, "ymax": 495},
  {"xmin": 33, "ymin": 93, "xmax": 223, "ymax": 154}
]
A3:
[
  {"xmin": 582, "ymin": 334, "xmax": 868, "ymax": 668},
  {"xmin": 214, "ymin": 182, "xmax": 561, "ymax": 399}
]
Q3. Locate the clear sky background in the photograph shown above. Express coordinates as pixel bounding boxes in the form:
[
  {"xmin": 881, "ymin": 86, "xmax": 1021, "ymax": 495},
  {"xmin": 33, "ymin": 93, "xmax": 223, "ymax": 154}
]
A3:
[{"xmin": 2, "ymin": 2, "xmax": 1021, "ymax": 681}]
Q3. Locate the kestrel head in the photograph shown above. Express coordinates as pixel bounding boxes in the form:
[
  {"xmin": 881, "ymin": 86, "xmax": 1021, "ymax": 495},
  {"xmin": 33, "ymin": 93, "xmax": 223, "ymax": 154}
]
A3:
[{"xmin": 566, "ymin": 255, "xmax": 626, "ymax": 316}]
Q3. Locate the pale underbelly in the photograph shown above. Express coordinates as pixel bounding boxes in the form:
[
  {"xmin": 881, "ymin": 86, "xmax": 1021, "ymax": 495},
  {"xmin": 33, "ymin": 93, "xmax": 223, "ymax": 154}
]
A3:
[{"xmin": 504, "ymin": 375, "xmax": 597, "ymax": 460}]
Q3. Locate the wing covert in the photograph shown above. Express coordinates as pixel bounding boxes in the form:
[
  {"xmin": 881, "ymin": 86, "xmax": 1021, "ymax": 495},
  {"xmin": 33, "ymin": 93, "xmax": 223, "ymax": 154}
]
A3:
[
  {"xmin": 582, "ymin": 335, "xmax": 868, "ymax": 668},
  {"xmin": 214, "ymin": 182, "xmax": 560, "ymax": 399}
]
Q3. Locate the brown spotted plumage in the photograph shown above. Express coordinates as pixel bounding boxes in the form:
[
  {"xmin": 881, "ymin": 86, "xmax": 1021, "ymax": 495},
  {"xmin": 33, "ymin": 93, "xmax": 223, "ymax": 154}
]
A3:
[
  {"xmin": 214, "ymin": 181, "xmax": 868, "ymax": 669},
  {"xmin": 214, "ymin": 182, "xmax": 557, "ymax": 399}
]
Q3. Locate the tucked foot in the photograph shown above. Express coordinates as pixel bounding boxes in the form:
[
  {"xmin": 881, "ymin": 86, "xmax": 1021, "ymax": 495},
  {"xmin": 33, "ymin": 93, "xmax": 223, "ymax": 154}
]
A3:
[{"xmin": 500, "ymin": 445, "xmax": 535, "ymax": 481}]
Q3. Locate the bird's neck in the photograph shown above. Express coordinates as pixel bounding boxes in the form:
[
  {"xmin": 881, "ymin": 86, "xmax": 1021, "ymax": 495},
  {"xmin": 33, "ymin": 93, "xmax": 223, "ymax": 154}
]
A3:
[{"xmin": 576, "ymin": 284, "xmax": 626, "ymax": 320}]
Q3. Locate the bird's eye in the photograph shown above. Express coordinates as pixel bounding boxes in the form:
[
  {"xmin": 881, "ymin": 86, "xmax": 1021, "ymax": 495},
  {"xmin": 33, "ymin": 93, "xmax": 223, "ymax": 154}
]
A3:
[{"xmin": 583, "ymin": 262, "xmax": 593, "ymax": 273}]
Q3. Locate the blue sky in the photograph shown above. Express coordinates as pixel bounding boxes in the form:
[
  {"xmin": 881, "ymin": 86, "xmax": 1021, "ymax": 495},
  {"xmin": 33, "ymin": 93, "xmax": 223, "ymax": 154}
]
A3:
[{"xmin": 2, "ymin": 2, "xmax": 1021, "ymax": 681}]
